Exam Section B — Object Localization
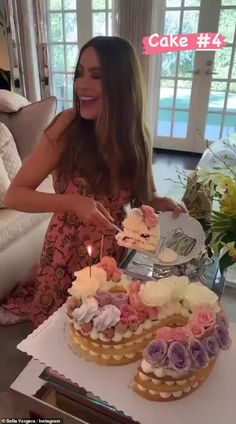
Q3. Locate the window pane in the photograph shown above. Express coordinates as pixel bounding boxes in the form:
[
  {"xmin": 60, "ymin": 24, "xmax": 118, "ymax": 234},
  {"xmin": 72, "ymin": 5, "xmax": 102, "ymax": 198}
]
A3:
[
  {"xmin": 64, "ymin": 13, "xmax": 77, "ymax": 42},
  {"xmin": 175, "ymin": 80, "xmax": 192, "ymax": 109},
  {"xmin": 93, "ymin": 12, "xmax": 106, "ymax": 36},
  {"xmin": 63, "ymin": 0, "xmax": 76, "ymax": 9},
  {"xmin": 93, "ymin": 0, "xmax": 105, "ymax": 9},
  {"xmin": 173, "ymin": 111, "xmax": 188, "ymax": 138},
  {"xmin": 49, "ymin": 0, "xmax": 62, "ymax": 10},
  {"xmin": 208, "ymin": 81, "xmax": 227, "ymax": 112},
  {"xmin": 68, "ymin": 101, "xmax": 73, "ymax": 108},
  {"xmin": 161, "ymin": 52, "xmax": 177, "ymax": 77},
  {"xmin": 182, "ymin": 10, "xmax": 199, "ymax": 34},
  {"xmin": 108, "ymin": 0, "xmax": 113, "ymax": 8},
  {"xmin": 108, "ymin": 12, "xmax": 112, "ymax": 36},
  {"xmin": 226, "ymin": 82, "xmax": 236, "ymax": 112},
  {"xmin": 166, "ymin": 0, "xmax": 181, "ymax": 6},
  {"xmin": 164, "ymin": 11, "xmax": 180, "ymax": 35},
  {"xmin": 51, "ymin": 45, "xmax": 65, "ymax": 71},
  {"xmin": 213, "ymin": 47, "xmax": 232, "ymax": 79},
  {"xmin": 232, "ymin": 54, "xmax": 236, "ymax": 78},
  {"xmin": 184, "ymin": 0, "xmax": 200, "ymax": 6},
  {"xmin": 67, "ymin": 73, "xmax": 74, "ymax": 100},
  {"xmin": 178, "ymin": 50, "xmax": 195, "ymax": 77},
  {"xmin": 218, "ymin": 9, "xmax": 236, "ymax": 44},
  {"xmin": 205, "ymin": 113, "xmax": 222, "ymax": 140},
  {"xmin": 57, "ymin": 100, "xmax": 66, "ymax": 112},
  {"xmin": 222, "ymin": 0, "xmax": 236, "ymax": 4},
  {"xmin": 157, "ymin": 110, "xmax": 172, "ymax": 136},
  {"xmin": 222, "ymin": 114, "xmax": 236, "ymax": 137},
  {"xmin": 49, "ymin": 13, "xmax": 63, "ymax": 42},
  {"xmin": 53, "ymin": 73, "xmax": 66, "ymax": 99},
  {"xmin": 159, "ymin": 80, "xmax": 175, "ymax": 108},
  {"xmin": 66, "ymin": 44, "xmax": 78, "ymax": 72}
]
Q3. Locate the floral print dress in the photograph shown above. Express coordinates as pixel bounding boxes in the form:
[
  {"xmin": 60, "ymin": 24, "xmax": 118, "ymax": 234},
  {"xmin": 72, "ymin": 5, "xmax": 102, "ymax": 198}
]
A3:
[{"xmin": 0, "ymin": 174, "xmax": 130, "ymax": 327}]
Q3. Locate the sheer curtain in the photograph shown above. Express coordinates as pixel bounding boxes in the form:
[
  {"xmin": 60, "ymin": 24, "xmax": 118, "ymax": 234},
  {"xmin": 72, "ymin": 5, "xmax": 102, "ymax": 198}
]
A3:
[{"xmin": 114, "ymin": 0, "xmax": 164, "ymax": 142}]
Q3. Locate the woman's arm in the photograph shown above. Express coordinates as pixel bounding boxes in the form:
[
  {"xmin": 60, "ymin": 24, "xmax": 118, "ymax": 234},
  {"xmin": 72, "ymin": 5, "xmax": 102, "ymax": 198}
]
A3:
[
  {"xmin": 149, "ymin": 172, "xmax": 187, "ymax": 217},
  {"xmin": 4, "ymin": 110, "xmax": 115, "ymax": 230}
]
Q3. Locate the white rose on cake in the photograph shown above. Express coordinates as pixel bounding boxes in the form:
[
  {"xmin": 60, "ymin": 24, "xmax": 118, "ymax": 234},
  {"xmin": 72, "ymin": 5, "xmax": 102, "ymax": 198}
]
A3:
[
  {"xmin": 68, "ymin": 266, "xmax": 107, "ymax": 300},
  {"xmin": 183, "ymin": 282, "xmax": 219, "ymax": 311},
  {"xmin": 139, "ymin": 281, "xmax": 172, "ymax": 307},
  {"xmin": 160, "ymin": 275, "xmax": 189, "ymax": 301}
]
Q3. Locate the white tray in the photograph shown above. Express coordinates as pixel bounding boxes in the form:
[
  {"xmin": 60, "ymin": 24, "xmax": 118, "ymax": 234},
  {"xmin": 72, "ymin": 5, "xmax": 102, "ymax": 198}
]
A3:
[{"xmin": 17, "ymin": 305, "xmax": 236, "ymax": 424}]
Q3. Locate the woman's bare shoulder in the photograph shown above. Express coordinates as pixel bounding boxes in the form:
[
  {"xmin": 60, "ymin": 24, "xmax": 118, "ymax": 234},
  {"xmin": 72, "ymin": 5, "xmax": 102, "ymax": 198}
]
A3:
[{"xmin": 46, "ymin": 108, "xmax": 76, "ymax": 141}]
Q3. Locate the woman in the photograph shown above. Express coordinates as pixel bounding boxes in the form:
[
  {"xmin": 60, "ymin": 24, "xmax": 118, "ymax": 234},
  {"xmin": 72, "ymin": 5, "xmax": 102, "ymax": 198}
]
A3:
[{"xmin": 1, "ymin": 36, "xmax": 186, "ymax": 327}]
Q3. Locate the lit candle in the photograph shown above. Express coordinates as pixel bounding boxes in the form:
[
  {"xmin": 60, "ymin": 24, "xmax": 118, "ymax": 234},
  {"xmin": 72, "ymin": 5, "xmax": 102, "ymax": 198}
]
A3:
[
  {"xmin": 100, "ymin": 235, "xmax": 104, "ymax": 262},
  {"xmin": 87, "ymin": 245, "xmax": 93, "ymax": 278}
]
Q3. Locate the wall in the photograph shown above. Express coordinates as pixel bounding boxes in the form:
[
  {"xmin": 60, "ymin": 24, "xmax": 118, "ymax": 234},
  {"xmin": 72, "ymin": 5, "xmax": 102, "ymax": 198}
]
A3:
[{"xmin": 0, "ymin": 26, "xmax": 10, "ymax": 70}]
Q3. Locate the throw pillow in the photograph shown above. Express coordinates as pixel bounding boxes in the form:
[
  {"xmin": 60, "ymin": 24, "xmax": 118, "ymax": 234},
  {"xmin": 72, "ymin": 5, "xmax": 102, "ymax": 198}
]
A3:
[
  {"xmin": 0, "ymin": 122, "xmax": 22, "ymax": 181},
  {"xmin": 0, "ymin": 89, "xmax": 31, "ymax": 113},
  {"xmin": 0, "ymin": 156, "xmax": 10, "ymax": 207}
]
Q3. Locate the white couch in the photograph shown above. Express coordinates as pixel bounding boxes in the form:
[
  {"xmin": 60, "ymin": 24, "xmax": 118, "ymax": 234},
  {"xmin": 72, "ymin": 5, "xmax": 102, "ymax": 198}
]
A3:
[{"xmin": 0, "ymin": 97, "xmax": 56, "ymax": 301}]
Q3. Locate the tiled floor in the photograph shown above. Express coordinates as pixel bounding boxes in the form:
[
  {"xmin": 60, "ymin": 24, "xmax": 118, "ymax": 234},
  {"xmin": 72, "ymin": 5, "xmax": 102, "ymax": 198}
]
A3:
[{"xmin": 0, "ymin": 149, "xmax": 235, "ymax": 419}]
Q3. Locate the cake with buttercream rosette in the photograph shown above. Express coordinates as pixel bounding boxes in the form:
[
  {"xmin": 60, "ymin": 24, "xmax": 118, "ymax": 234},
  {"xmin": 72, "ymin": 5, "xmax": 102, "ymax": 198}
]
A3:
[
  {"xmin": 67, "ymin": 256, "xmax": 231, "ymax": 399},
  {"xmin": 133, "ymin": 284, "xmax": 231, "ymax": 401}
]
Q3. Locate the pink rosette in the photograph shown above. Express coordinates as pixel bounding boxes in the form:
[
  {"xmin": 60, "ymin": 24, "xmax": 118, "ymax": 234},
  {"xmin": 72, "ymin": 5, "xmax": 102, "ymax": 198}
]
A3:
[
  {"xmin": 137, "ymin": 309, "xmax": 148, "ymax": 323},
  {"xmin": 112, "ymin": 269, "xmax": 123, "ymax": 282},
  {"xmin": 103, "ymin": 327, "xmax": 115, "ymax": 340},
  {"xmin": 187, "ymin": 322, "xmax": 205, "ymax": 339},
  {"xmin": 111, "ymin": 292, "xmax": 128, "ymax": 308},
  {"xmin": 130, "ymin": 280, "xmax": 142, "ymax": 292},
  {"xmin": 129, "ymin": 291, "xmax": 143, "ymax": 311},
  {"xmin": 191, "ymin": 308, "xmax": 216, "ymax": 329},
  {"xmin": 174, "ymin": 327, "xmax": 192, "ymax": 343},
  {"xmin": 120, "ymin": 304, "xmax": 137, "ymax": 319},
  {"xmin": 116, "ymin": 317, "xmax": 129, "ymax": 333},
  {"xmin": 128, "ymin": 314, "xmax": 139, "ymax": 331},
  {"xmin": 80, "ymin": 322, "xmax": 92, "ymax": 334},
  {"xmin": 156, "ymin": 326, "xmax": 176, "ymax": 341},
  {"xmin": 141, "ymin": 205, "xmax": 158, "ymax": 228},
  {"xmin": 99, "ymin": 256, "xmax": 117, "ymax": 279},
  {"xmin": 146, "ymin": 306, "xmax": 159, "ymax": 321}
]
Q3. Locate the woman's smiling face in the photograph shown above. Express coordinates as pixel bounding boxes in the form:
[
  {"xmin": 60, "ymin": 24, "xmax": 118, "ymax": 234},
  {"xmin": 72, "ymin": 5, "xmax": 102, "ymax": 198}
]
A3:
[{"xmin": 74, "ymin": 47, "xmax": 103, "ymax": 120}]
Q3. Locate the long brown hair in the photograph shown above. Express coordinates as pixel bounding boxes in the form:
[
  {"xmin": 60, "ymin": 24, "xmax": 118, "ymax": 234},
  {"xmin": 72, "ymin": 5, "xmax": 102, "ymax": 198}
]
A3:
[{"xmin": 55, "ymin": 36, "xmax": 154, "ymax": 204}]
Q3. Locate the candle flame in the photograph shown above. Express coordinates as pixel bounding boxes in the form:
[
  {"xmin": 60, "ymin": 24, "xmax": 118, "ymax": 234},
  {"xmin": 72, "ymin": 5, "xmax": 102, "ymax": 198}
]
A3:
[{"xmin": 87, "ymin": 245, "xmax": 92, "ymax": 256}]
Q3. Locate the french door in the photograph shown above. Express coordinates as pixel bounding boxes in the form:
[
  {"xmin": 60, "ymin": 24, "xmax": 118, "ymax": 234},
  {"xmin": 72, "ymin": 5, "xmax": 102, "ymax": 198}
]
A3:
[
  {"xmin": 46, "ymin": 0, "xmax": 113, "ymax": 112},
  {"xmin": 155, "ymin": 0, "xmax": 236, "ymax": 153}
]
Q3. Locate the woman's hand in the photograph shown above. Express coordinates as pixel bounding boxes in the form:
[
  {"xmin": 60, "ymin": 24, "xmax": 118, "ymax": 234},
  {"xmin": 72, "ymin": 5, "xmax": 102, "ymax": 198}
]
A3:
[
  {"xmin": 70, "ymin": 194, "xmax": 116, "ymax": 231},
  {"xmin": 152, "ymin": 196, "xmax": 188, "ymax": 218}
]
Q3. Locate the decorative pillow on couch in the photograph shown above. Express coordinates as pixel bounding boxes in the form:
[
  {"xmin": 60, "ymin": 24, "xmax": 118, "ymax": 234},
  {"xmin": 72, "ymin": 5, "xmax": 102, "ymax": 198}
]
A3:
[
  {"xmin": 0, "ymin": 89, "xmax": 31, "ymax": 113},
  {"xmin": 0, "ymin": 122, "xmax": 22, "ymax": 181}
]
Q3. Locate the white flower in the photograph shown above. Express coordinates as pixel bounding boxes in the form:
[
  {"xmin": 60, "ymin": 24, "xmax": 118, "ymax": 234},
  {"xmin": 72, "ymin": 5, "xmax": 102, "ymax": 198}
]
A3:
[
  {"xmin": 159, "ymin": 275, "xmax": 189, "ymax": 301},
  {"xmin": 73, "ymin": 297, "xmax": 99, "ymax": 324},
  {"xmin": 183, "ymin": 282, "xmax": 218, "ymax": 311},
  {"xmin": 139, "ymin": 281, "xmax": 172, "ymax": 307},
  {"xmin": 68, "ymin": 266, "xmax": 107, "ymax": 300},
  {"xmin": 93, "ymin": 305, "xmax": 121, "ymax": 331}
]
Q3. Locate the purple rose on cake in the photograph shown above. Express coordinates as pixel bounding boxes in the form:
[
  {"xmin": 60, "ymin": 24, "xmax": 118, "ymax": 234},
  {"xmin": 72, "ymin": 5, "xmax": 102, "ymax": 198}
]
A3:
[
  {"xmin": 188, "ymin": 339, "xmax": 208, "ymax": 368},
  {"xmin": 217, "ymin": 311, "xmax": 229, "ymax": 329},
  {"xmin": 110, "ymin": 293, "xmax": 128, "ymax": 308},
  {"xmin": 95, "ymin": 290, "xmax": 111, "ymax": 307},
  {"xmin": 214, "ymin": 324, "xmax": 231, "ymax": 350},
  {"xmin": 167, "ymin": 341, "xmax": 191, "ymax": 374},
  {"xmin": 144, "ymin": 340, "xmax": 168, "ymax": 366},
  {"xmin": 203, "ymin": 336, "xmax": 220, "ymax": 357}
]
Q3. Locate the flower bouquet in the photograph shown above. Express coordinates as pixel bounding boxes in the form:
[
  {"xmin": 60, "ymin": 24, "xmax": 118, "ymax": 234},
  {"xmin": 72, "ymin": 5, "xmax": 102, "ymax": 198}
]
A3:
[{"xmin": 197, "ymin": 136, "xmax": 236, "ymax": 275}]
